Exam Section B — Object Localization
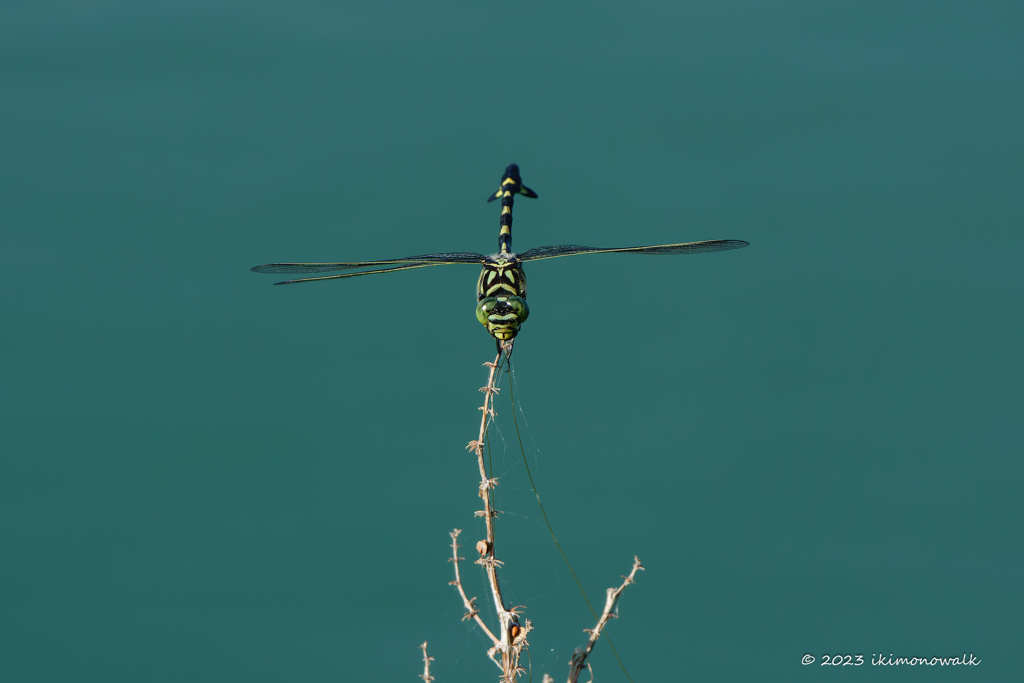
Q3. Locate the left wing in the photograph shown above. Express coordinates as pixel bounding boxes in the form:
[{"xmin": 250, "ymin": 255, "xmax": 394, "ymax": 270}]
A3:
[
  {"xmin": 265, "ymin": 262, "xmax": 451, "ymax": 286},
  {"xmin": 518, "ymin": 239, "xmax": 749, "ymax": 262},
  {"xmin": 251, "ymin": 251, "xmax": 486, "ymax": 275}
]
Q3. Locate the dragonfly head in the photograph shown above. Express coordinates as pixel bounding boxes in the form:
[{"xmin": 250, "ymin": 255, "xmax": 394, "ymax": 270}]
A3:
[{"xmin": 476, "ymin": 296, "xmax": 529, "ymax": 341}]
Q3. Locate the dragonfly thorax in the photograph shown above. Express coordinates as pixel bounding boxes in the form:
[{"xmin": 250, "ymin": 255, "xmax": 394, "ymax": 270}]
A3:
[
  {"xmin": 478, "ymin": 257, "xmax": 526, "ymax": 300},
  {"xmin": 476, "ymin": 258, "xmax": 528, "ymax": 341}
]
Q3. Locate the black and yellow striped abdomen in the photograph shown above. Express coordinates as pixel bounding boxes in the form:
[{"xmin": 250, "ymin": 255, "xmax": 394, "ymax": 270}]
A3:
[{"xmin": 488, "ymin": 163, "xmax": 537, "ymax": 255}]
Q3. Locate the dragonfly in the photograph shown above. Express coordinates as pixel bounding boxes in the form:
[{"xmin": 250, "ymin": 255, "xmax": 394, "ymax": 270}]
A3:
[{"xmin": 252, "ymin": 164, "xmax": 749, "ymax": 349}]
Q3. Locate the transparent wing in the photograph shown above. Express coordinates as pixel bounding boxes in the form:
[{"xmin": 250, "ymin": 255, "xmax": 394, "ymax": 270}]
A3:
[
  {"xmin": 251, "ymin": 251, "xmax": 486, "ymax": 275},
  {"xmin": 518, "ymin": 239, "xmax": 749, "ymax": 262},
  {"xmin": 268, "ymin": 262, "xmax": 452, "ymax": 286}
]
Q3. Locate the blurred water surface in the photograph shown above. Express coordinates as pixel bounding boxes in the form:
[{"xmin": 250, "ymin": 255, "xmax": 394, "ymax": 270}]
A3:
[{"xmin": 1, "ymin": 1, "xmax": 1021, "ymax": 680}]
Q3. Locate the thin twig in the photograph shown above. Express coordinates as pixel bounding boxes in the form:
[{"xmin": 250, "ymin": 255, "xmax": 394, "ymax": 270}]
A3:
[
  {"xmin": 419, "ymin": 642, "xmax": 434, "ymax": 683},
  {"xmin": 459, "ymin": 343, "xmax": 531, "ymax": 682},
  {"xmin": 448, "ymin": 529, "xmax": 500, "ymax": 647},
  {"xmin": 567, "ymin": 557, "xmax": 644, "ymax": 683}
]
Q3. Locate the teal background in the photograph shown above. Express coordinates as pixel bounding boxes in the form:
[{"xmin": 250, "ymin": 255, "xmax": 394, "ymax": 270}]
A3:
[{"xmin": 2, "ymin": 1, "xmax": 1020, "ymax": 681}]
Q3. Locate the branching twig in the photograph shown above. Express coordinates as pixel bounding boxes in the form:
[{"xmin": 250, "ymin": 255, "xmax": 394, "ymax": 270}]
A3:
[
  {"xmin": 419, "ymin": 642, "xmax": 434, "ymax": 683},
  {"xmin": 448, "ymin": 346, "xmax": 642, "ymax": 683},
  {"xmin": 448, "ymin": 529, "xmax": 499, "ymax": 646},
  {"xmin": 567, "ymin": 557, "xmax": 644, "ymax": 683}
]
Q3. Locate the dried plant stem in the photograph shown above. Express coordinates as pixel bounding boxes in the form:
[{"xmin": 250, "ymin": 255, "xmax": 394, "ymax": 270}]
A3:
[
  {"xmin": 567, "ymin": 556, "xmax": 644, "ymax": 683},
  {"xmin": 419, "ymin": 642, "xmax": 434, "ymax": 683},
  {"xmin": 448, "ymin": 529, "xmax": 499, "ymax": 646},
  {"xmin": 460, "ymin": 343, "xmax": 532, "ymax": 682}
]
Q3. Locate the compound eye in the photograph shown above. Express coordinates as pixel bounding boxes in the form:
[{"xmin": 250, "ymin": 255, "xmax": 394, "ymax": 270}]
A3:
[
  {"xmin": 508, "ymin": 296, "xmax": 529, "ymax": 323},
  {"xmin": 476, "ymin": 298, "xmax": 498, "ymax": 325}
]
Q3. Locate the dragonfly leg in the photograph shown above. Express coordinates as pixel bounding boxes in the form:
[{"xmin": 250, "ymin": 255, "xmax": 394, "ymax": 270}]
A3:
[
  {"xmin": 503, "ymin": 340, "xmax": 515, "ymax": 371},
  {"xmin": 492, "ymin": 339, "xmax": 515, "ymax": 368}
]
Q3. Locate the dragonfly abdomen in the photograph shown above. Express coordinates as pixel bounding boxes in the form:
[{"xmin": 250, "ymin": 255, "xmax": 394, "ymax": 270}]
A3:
[{"xmin": 487, "ymin": 163, "xmax": 538, "ymax": 254}]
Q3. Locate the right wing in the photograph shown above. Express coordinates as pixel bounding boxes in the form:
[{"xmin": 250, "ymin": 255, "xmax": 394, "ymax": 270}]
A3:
[{"xmin": 518, "ymin": 240, "xmax": 749, "ymax": 262}]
